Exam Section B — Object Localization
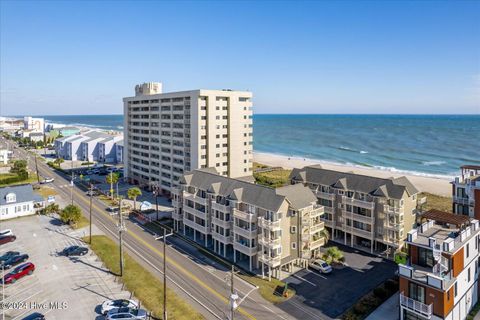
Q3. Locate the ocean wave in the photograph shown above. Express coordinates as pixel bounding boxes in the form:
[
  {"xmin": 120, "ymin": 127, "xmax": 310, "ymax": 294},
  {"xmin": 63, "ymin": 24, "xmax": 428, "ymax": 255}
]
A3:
[
  {"xmin": 338, "ymin": 146, "xmax": 368, "ymax": 154},
  {"xmin": 360, "ymin": 150, "xmax": 368, "ymax": 154},
  {"xmin": 422, "ymin": 161, "xmax": 446, "ymax": 166}
]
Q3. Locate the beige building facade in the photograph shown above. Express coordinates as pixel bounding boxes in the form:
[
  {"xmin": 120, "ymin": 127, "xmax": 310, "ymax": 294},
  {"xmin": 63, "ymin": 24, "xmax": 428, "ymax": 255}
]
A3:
[
  {"xmin": 290, "ymin": 165, "xmax": 420, "ymax": 253},
  {"xmin": 123, "ymin": 82, "xmax": 253, "ymax": 194},
  {"xmin": 172, "ymin": 168, "xmax": 326, "ymax": 278}
]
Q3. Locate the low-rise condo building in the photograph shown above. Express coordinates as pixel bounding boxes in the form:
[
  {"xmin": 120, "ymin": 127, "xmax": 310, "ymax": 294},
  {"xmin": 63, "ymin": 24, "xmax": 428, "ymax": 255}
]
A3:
[
  {"xmin": 172, "ymin": 168, "xmax": 326, "ymax": 278},
  {"xmin": 290, "ymin": 165, "xmax": 419, "ymax": 253},
  {"xmin": 123, "ymin": 82, "xmax": 253, "ymax": 196},
  {"xmin": 23, "ymin": 116, "xmax": 44, "ymax": 133},
  {"xmin": 452, "ymin": 165, "xmax": 480, "ymax": 219},
  {"xmin": 399, "ymin": 210, "xmax": 480, "ymax": 320}
]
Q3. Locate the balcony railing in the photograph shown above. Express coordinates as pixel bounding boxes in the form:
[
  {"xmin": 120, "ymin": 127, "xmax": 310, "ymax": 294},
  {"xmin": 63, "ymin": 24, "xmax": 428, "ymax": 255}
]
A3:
[
  {"xmin": 453, "ymin": 196, "xmax": 474, "ymax": 206},
  {"xmin": 233, "ymin": 242, "xmax": 257, "ymax": 256},
  {"xmin": 211, "ymin": 217, "xmax": 231, "ymax": 228},
  {"xmin": 315, "ymin": 191, "xmax": 335, "ymax": 200},
  {"xmin": 212, "ymin": 232, "xmax": 232, "ymax": 244},
  {"xmin": 258, "ymin": 237, "xmax": 281, "ymax": 248},
  {"xmin": 310, "ymin": 237, "xmax": 325, "ymax": 249},
  {"xmin": 233, "ymin": 208, "xmax": 257, "ymax": 222},
  {"xmin": 349, "ymin": 227, "xmax": 373, "ymax": 239},
  {"xmin": 183, "ymin": 218, "xmax": 209, "ymax": 234},
  {"xmin": 172, "ymin": 211, "xmax": 182, "ymax": 220},
  {"xmin": 400, "ymin": 293, "xmax": 432, "ymax": 318},
  {"xmin": 342, "ymin": 196, "xmax": 375, "ymax": 209},
  {"xmin": 184, "ymin": 193, "xmax": 207, "ymax": 205},
  {"xmin": 183, "ymin": 205, "xmax": 207, "ymax": 218},
  {"xmin": 258, "ymin": 217, "xmax": 281, "ymax": 230},
  {"xmin": 212, "ymin": 202, "xmax": 230, "ymax": 212},
  {"xmin": 384, "ymin": 205, "xmax": 404, "ymax": 214},
  {"xmin": 234, "ymin": 225, "xmax": 257, "ymax": 238},
  {"xmin": 310, "ymin": 222, "xmax": 325, "ymax": 234},
  {"xmin": 346, "ymin": 211, "xmax": 374, "ymax": 224},
  {"xmin": 258, "ymin": 254, "xmax": 281, "ymax": 267}
]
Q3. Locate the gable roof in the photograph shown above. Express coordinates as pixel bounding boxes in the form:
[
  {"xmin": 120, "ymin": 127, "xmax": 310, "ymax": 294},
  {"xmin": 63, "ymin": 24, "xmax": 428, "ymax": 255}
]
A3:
[
  {"xmin": 180, "ymin": 168, "xmax": 316, "ymax": 212},
  {"xmin": 0, "ymin": 184, "xmax": 43, "ymax": 205},
  {"xmin": 290, "ymin": 165, "xmax": 419, "ymax": 199}
]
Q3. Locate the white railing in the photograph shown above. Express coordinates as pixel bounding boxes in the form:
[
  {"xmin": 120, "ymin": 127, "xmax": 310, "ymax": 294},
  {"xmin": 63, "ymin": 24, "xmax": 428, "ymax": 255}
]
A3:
[
  {"xmin": 343, "ymin": 196, "xmax": 375, "ymax": 209},
  {"xmin": 233, "ymin": 242, "xmax": 257, "ymax": 256},
  {"xmin": 384, "ymin": 205, "xmax": 404, "ymax": 214},
  {"xmin": 310, "ymin": 222, "xmax": 325, "ymax": 234},
  {"xmin": 211, "ymin": 217, "xmax": 231, "ymax": 228},
  {"xmin": 258, "ymin": 217, "xmax": 281, "ymax": 230},
  {"xmin": 212, "ymin": 202, "xmax": 230, "ymax": 212},
  {"xmin": 183, "ymin": 193, "xmax": 207, "ymax": 205},
  {"xmin": 400, "ymin": 293, "xmax": 432, "ymax": 318},
  {"xmin": 233, "ymin": 208, "xmax": 257, "ymax": 222},
  {"xmin": 310, "ymin": 237, "xmax": 325, "ymax": 249},
  {"xmin": 258, "ymin": 237, "xmax": 281, "ymax": 248},
  {"xmin": 453, "ymin": 196, "xmax": 473, "ymax": 206},
  {"xmin": 315, "ymin": 191, "xmax": 335, "ymax": 200},
  {"xmin": 258, "ymin": 254, "xmax": 281, "ymax": 267},
  {"xmin": 212, "ymin": 232, "xmax": 232, "ymax": 244},
  {"xmin": 234, "ymin": 225, "xmax": 257, "ymax": 238}
]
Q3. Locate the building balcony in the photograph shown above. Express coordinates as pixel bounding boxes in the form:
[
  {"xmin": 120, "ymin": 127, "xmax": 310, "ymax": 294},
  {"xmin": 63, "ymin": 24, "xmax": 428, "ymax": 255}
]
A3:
[
  {"xmin": 233, "ymin": 208, "xmax": 257, "ymax": 223},
  {"xmin": 211, "ymin": 217, "xmax": 231, "ymax": 228},
  {"xmin": 212, "ymin": 202, "xmax": 231, "ymax": 213},
  {"xmin": 315, "ymin": 191, "xmax": 335, "ymax": 201},
  {"xmin": 453, "ymin": 196, "xmax": 474, "ymax": 206},
  {"xmin": 212, "ymin": 232, "xmax": 232, "ymax": 244},
  {"xmin": 258, "ymin": 237, "xmax": 281, "ymax": 249},
  {"xmin": 309, "ymin": 237, "xmax": 325, "ymax": 249},
  {"xmin": 342, "ymin": 196, "xmax": 375, "ymax": 210},
  {"xmin": 183, "ymin": 218, "xmax": 210, "ymax": 234},
  {"xmin": 183, "ymin": 193, "xmax": 207, "ymax": 205},
  {"xmin": 398, "ymin": 264, "xmax": 454, "ymax": 291},
  {"xmin": 257, "ymin": 217, "xmax": 281, "ymax": 231},
  {"xmin": 172, "ymin": 211, "xmax": 182, "ymax": 221},
  {"xmin": 320, "ymin": 217, "xmax": 334, "ymax": 228},
  {"xmin": 400, "ymin": 293, "xmax": 432, "ymax": 319},
  {"xmin": 183, "ymin": 205, "xmax": 207, "ymax": 218},
  {"xmin": 234, "ymin": 225, "xmax": 257, "ymax": 239},
  {"xmin": 384, "ymin": 205, "xmax": 404, "ymax": 214},
  {"xmin": 310, "ymin": 222, "xmax": 325, "ymax": 234},
  {"xmin": 384, "ymin": 222, "xmax": 403, "ymax": 231},
  {"xmin": 324, "ymin": 206, "xmax": 333, "ymax": 214},
  {"xmin": 233, "ymin": 242, "xmax": 257, "ymax": 256},
  {"xmin": 344, "ymin": 210, "xmax": 374, "ymax": 224},
  {"xmin": 348, "ymin": 226, "xmax": 373, "ymax": 239},
  {"xmin": 258, "ymin": 254, "xmax": 281, "ymax": 268},
  {"xmin": 310, "ymin": 205, "xmax": 324, "ymax": 218}
]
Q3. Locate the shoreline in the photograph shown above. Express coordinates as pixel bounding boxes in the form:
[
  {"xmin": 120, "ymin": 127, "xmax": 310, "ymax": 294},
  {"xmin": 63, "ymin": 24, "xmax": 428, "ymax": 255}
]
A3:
[{"xmin": 254, "ymin": 152, "xmax": 453, "ymax": 197}]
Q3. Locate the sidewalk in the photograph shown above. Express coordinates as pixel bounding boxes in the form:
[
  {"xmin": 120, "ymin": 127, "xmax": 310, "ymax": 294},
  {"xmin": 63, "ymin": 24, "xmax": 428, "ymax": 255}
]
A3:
[{"xmin": 365, "ymin": 292, "xmax": 399, "ymax": 320}]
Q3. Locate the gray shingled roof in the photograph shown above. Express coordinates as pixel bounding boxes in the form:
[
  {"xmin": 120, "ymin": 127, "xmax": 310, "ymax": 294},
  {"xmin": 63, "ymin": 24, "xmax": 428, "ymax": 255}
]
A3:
[
  {"xmin": 180, "ymin": 168, "xmax": 316, "ymax": 212},
  {"xmin": 290, "ymin": 165, "xmax": 419, "ymax": 199},
  {"xmin": 0, "ymin": 184, "xmax": 43, "ymax": 205}
]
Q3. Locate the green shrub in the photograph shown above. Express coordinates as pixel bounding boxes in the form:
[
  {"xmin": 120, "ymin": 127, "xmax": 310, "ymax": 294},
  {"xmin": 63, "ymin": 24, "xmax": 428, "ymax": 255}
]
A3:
[{"xmin": 59, "ymin": 204, "xmax": 82, "ymax": 226}]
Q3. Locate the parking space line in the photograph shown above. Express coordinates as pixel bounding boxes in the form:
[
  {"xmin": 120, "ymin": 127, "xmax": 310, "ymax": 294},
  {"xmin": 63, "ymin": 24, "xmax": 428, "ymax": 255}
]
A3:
[
  {"xmin": 303, "ymin": 269, "xmax": 327, "ymax": 280},
  {"xmin": 292, "ymin": 274, "xmax": 317, "ymax": 286}
]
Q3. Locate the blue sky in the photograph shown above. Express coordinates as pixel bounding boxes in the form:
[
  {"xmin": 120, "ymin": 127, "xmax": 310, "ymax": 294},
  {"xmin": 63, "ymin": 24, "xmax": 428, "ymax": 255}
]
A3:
[{"xmin": 1, "ymin": 1, "xmax": 479, "ymax": 115}]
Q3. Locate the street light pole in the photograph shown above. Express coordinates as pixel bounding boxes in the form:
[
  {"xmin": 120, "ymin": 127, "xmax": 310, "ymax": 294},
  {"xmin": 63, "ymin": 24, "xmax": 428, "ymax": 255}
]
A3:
[
  {"xmin": 2, "ymin": 264, "xmax": 5, "ymax": 320},
  {"xmin": 70, "ymin": 160, "xmax": 74, "ymax": 205},
  {"xmin": 163, "ymin": 227, "xmax": 167, "ymax": 320},
  {"xmin": 118, "ymin": 196, "xmax": 125, "ymax": 277},
  {"xmin": 89, "ymin": 183, "xmax": 93, "ymax": 244}
]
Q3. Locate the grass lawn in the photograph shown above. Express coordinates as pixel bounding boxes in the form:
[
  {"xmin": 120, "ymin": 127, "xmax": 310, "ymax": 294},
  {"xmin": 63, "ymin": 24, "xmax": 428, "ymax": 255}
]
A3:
[
  {"xmin": 84, "ymin": 235, "xmax": 203, "ymax": 320},
  {"xmin": 419, "ymin": 192, "xmax": 452, "ymax": 213},
  {"xmin": 0, "ymin": 173, "xmax": 39, "ymax": 187},
  {"xmin": 238, "ymin": 274, "xmax": 295, "ymax": 303},
  {"xmin": 35, "ymin": 186, "xmax": 57, "ymax": 198},
  {"xmin": 253, "ymin": 163, "xmax": 292, "ymax": 188},
  {"xmin": 72, "ymin": 215, "xmax": 90, "ymax": 230},
  {"xmin": 467, "ymin": 301, "xmax": 480, "ymax": 320}
]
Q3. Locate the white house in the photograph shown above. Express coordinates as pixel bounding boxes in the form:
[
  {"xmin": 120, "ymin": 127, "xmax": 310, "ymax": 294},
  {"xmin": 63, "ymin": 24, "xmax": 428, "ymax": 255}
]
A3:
[
  {"xmin": 23, "ymin": 116, "xmax": 45, "ymax": 133},
  {"xmin": 0, "ymin": 149, "xmax": 12, "ymax": 165},
  {"xmin": 0, "ymin": 184, "xmax": 44, "ymax": 220}
]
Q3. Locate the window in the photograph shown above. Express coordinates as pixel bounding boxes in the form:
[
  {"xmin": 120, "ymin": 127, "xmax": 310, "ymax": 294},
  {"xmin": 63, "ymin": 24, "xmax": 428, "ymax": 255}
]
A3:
[
  {"xmin": 409, "ymin": 282, "xmax": 425, "ymax": 303},
  {"xmin": 418, "ymin": 247, "xmax": 434, "ymax": 268},
  {"xmin": 292, "ymin": 242, "xmax": 297, "ymax": 249},
  {"xmin": 454, "ymin": 282, "xmax": 458, "ymax": 297},
  {"xmin": 468, "ymin": 267, "xmax": 471, "ymax": 282},
  {"xmin": 290, "ymin": 226, "xmax": 297, "ymax": 234},
  {"xmin": 5, "ymin": 193, "xmax": 16, "ymax": 203},
  {"xmin": 467, "ymin": 243, "xmax": 470, "ymax": 258}
]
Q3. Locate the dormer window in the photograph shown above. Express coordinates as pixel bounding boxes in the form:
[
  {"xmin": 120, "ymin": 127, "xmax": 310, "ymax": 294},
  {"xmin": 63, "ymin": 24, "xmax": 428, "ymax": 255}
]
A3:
[{"xmin": 5, "ymin": 193, "xmax": 16, "ymax": 203}]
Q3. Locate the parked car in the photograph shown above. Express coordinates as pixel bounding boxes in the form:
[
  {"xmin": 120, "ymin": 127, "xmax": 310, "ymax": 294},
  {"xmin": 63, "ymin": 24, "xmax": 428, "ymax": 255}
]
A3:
[
  {"xmin": 0, "ymin": 235, "xmax": 16, "ymax": 246},
  {"xmin": 309, "ymin": 259, "xmax": 332, "ymax": 274},
  {"xmin": 1, "ymin": 262, "xmax": 35, "ymax": 284},
  {"xmin": 106, "ymin": 307, "xmax": 146, "ymax": 320},
  {"xmin": 101, "ymin": 299, "xmax": 139, "ymax": 315},
  {"xmin": 106, "ymin": 207, "xmax": 119, "ymax": 215},
  {"xmin": 0, "ymin": 251, "xmax": 20, "ymax": 262},
  {"xmin": 21, "ymin": 312, "xmax": 45, "ymax": 320},
  {"xmin": 40, "ymin": 177, "xmax": 54, "ymax": 184},
  {"xmin": 61, "ymin": 245, "xmax": 89, "ymax": 257},
  {"xmin": 0, "ymin": 229, "xmax": 13, "ymax": 237},
  {"xmin": 86, "ymin": 190, "xmax": 99, "ymax": 196},
  {"xmin": 1, "ymin": 254, "xmax": 29, "ymax": 269}
]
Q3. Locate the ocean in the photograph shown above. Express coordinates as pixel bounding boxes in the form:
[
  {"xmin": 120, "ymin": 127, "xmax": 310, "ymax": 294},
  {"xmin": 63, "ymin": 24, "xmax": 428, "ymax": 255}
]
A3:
[{"xmin": 40, "ymin": 114, "xmax": 480, "ymax": 178}]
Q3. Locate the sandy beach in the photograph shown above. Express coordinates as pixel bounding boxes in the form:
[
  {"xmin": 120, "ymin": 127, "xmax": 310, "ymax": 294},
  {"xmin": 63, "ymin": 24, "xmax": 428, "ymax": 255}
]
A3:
[{"xmin": 254, "ymin": 152, "xmax": 453, "ymax": 197}]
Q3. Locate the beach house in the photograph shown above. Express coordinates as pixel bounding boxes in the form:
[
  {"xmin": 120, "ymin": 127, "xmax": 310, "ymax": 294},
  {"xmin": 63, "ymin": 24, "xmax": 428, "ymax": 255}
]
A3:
[
  {"xmin": 0, "ymin": 184, "xmax": 44, "ymax": 220},
  {"xmin": 398, "ymin": 210, "xmax": 480, "ymax": 320},
  {"xmin": 452, "ymin": 165, "xmax": 480, "ymax": 219},
  {"xmin": 290, "ymin": 165, "xmax": 420, "ymax": 253},
  {"xmin": 171, "ymin": 168, "xmax": 326, "ymax": 278}
]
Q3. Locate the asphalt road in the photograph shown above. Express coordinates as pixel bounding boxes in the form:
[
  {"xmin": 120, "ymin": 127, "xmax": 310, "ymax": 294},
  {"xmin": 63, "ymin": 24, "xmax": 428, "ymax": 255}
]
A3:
[{"xmin": 3, "ymin": 138, "xmax": 301, "ymax": 320}]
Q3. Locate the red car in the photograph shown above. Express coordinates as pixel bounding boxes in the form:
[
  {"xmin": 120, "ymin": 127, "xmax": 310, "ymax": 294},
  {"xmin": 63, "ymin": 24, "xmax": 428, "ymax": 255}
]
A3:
[
  {"xmin": 0, "ymin": 235, "xmax": 16, "ymax": 245},
  {"xmin": 2, "ymin": 262, "xmax": 35, "ymax": 284}
]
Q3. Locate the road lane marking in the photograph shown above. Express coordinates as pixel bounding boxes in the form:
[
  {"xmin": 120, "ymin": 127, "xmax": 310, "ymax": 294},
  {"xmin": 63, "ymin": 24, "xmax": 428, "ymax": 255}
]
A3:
[{"xmin": 38, "ymin": 161, "xmax": 257, "ymax": 320}]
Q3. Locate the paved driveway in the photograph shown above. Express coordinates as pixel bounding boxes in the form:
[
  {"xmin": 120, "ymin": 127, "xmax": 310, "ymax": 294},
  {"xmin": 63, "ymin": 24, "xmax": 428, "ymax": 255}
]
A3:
[{"xmin": 277, "ymin": 243, "xmax": 397, "ymax": 320}]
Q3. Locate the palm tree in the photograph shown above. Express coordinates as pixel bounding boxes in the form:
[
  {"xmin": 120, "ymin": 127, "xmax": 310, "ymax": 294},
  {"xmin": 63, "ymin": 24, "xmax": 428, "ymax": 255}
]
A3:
[
  {"xmin": 320, "ymin": 228, "xmax": 330, "ymax": 242},
  {"xmin": 323, "ymin": 246, "xmax": 344, "ymax": 264},
  {"xmin": 106, "ymin": 172, "xmax": 120, "ymax": 200},
  {"xmin": 127, "ymin": 187, "xmax": 142, "ymax": 210}
]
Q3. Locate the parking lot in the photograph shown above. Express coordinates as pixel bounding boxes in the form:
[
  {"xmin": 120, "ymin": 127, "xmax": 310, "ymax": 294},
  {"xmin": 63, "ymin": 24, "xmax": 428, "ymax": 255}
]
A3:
[
  {"xmin": 278, "ymin": 243, "xmax": 397, "ymax": 320},
  {"xmin": 0, "ymin": 215, "xmax": 133, "ymax": 320}
]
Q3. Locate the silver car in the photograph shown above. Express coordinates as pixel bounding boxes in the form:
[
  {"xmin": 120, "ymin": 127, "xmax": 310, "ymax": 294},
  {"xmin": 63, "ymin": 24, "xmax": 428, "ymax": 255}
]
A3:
[{"xmin": 106, "ymin": 307, "xmax": 147, "ymax": 320}]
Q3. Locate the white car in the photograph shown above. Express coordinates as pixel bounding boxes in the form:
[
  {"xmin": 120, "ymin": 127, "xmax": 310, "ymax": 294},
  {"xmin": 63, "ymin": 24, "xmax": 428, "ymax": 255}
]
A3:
[
  {"xmin": 106, "ymin": 307, "xmax": 147, "ymax": 320},
  {"xmin": 309, "ymin": 259, "xmax": 332, "ymax": 274},
  {"xmin": 40, "ymin": 177, "xmax": 54, "ymax": 184},
  {"xmin": 0, "ymin": 229, "xmax": 13, "ymax": 237},
  {"xmin": 101, "ymin": 299, "xmax": 138, "ymax": 315}
]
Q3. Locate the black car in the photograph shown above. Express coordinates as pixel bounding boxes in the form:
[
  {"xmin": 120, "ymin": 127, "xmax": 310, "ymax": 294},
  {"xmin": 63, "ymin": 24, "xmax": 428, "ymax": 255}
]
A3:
[
  {"xmin": 1, "ymin": 254, "xmax": 28, "ymax": 269},
  {"xmin": 22, "ymin": 312, "xmax": 45, "ymax": 320},
  {"xmin": 62, "ymin": 245, "xmax": 88, "ymax": 257},
  {"xmin": 0, "ymin": 251, "xmax": 20, "ymax": 262}
]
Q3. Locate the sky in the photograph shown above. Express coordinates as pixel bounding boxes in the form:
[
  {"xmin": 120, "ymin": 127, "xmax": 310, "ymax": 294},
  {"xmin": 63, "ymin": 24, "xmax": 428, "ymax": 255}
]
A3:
[{"xmin": 0, "ymin": 1, "xmax": 479, "ymax": 115}]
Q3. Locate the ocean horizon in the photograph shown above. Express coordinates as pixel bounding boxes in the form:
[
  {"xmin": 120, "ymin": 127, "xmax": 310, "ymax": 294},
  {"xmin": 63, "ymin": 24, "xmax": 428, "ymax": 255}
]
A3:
[{"xmin": 9, "ymin": 113, "xmax": 480, "ymax": 178}]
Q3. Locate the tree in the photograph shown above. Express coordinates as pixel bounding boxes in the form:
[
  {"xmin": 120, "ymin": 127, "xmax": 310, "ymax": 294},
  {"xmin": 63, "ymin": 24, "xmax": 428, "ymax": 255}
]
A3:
[
  {"xmin": 323, "ymin": 246, "xmax": 344, "ymax": 264},
  {"xmin": 127, "ymin": 187, "xmax": 142, "ymax": 210},
  {"xmin": 106, "ymin": 172, "xmax": 120, "ymax": 200},
  {"xmin": 59, "ymin": 204, "xmax": 82, "ymax": 226},
  {"xmin": 53, "ymin": 157, "xmax": 64, "ymax": 168},
  {"xmin": 320, "ymin": 228, "xmax": 330, "ymax": 242},
  {"xmin": 10, "ymin": 160, "xmax": 27, "ymax": 174}
]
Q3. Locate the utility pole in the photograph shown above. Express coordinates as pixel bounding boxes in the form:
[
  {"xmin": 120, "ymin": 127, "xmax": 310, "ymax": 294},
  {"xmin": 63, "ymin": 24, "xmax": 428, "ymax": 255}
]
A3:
[
  {"xmin": 118, "ymin": 196, "xmax": 126, "ymax": 277},
  {"xmin": 228, "ymin": 265, "xmax": 239, "ymax": 320},
  {"xmin": 89, "ymin": 183, "xmax": 93, "ymax": 244},
  {"xmin": 153, "ymin": 184, "xmax": 159, "ymax": 221},
  {"xmin": 34, "ymin": 154, "xmax": 40, "ymax": 184},
  {"xmin": 2, "ymin": 265, "xmax": 5, "ymax": 320},
  {"xmin": 70, "ymin": 160, "xmax": 74, "ymax": 205},
  {"xmin": 163, "ymin": 227, "xmax": 167, "ymax": 320}
]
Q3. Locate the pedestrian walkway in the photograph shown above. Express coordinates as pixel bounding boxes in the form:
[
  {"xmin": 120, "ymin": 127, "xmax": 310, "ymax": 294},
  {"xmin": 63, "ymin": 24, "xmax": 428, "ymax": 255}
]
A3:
[{"xmin": 365, "ymin": 292, "xmax": 399, "ymax": 320}]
